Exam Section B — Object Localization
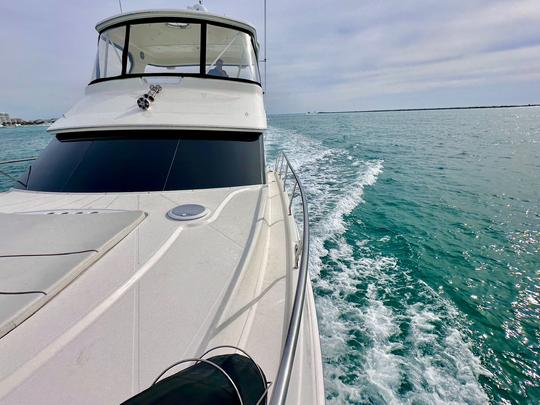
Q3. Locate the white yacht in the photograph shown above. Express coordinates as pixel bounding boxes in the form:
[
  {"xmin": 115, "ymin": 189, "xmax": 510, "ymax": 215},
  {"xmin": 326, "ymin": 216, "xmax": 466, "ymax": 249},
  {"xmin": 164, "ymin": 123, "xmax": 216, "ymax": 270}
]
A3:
[{"xmin": 0, "ymin": 6, "xmax": 324, "ymax": 405}]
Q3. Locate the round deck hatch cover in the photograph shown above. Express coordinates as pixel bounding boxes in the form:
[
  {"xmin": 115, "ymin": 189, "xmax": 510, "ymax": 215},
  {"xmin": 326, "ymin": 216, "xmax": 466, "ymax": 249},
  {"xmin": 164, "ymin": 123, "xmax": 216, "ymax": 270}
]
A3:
[{"xmin": 167, "ymin": 204, "xmax": 208, "ymax": 221}]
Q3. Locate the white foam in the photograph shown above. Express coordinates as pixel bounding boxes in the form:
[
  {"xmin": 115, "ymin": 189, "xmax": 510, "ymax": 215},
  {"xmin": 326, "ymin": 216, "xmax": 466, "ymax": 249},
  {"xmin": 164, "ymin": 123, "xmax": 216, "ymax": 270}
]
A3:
[
  {"xmin": 358, "ymin": 285, "xmax": 404, "ymax": 404},
  {"xmin": 404, "ymin": 303, "xmax": 491, "ymax": 404}
]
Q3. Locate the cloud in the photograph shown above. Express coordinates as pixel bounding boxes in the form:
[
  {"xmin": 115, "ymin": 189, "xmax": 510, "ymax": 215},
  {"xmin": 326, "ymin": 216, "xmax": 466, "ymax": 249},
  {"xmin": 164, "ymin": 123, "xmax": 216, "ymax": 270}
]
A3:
[{"xmin": 264, "ymin": 0, "xmax": 540, "ymax": 112}]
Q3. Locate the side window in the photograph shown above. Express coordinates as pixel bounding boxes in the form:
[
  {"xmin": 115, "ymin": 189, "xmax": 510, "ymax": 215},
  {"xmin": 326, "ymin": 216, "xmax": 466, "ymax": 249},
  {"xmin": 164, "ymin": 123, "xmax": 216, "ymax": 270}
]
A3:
[
  {"xmin": 92, "ymin": 26, "xmax": 126, "ymax": 80},
  {"xmin": 25, "ymin": 138, "xmax": 91, "ymax": 192}
]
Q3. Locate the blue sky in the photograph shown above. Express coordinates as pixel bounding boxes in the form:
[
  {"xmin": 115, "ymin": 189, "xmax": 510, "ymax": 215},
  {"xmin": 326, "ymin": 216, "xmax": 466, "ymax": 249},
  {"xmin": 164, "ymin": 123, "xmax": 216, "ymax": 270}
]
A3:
[{"xmin": 1, "ymin": 0, "xmax": 539, "ymax": 118}]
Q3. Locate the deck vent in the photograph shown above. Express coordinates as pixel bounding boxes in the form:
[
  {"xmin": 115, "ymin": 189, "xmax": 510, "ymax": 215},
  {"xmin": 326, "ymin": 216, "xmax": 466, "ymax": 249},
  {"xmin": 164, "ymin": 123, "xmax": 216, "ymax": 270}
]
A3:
[
  {"xmin": 16, "ymin": 209, "xmax": 124, "ymax": 215},
  {"xmin": 167, "ymin": 204, "xmax": 208, "ymax": 221}
]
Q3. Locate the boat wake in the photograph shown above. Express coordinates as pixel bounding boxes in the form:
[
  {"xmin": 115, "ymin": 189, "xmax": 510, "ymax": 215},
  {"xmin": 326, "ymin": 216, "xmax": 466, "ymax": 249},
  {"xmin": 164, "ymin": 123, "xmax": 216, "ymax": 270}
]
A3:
[{"xmin": 265, "ymin": 126, "xmax": 489, "ymax": 404}]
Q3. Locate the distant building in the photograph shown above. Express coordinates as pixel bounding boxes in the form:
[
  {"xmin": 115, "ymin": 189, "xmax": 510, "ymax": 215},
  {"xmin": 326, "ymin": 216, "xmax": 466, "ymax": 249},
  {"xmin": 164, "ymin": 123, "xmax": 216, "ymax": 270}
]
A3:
[
  {"xmin": 0, "ymin": 112, "xmax": 55, "ymax": 126},
  {"xmin": 0, "ymin": 112, "xmax": 10, "ymax": 125},
  {"xmin": 0, "ymin": 113, "xmax": 25, "ymax": 126}
]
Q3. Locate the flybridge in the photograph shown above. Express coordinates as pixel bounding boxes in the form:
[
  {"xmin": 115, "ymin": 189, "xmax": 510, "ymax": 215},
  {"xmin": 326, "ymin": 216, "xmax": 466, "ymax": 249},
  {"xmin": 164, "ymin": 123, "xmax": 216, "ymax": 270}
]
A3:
[
  {"xmin": 48, "ymin": 9, "xmax": 266, "ymax": 134},
  {"xmin": 91, "ymin": 9, "xmax": 261, "ymax": 86}
]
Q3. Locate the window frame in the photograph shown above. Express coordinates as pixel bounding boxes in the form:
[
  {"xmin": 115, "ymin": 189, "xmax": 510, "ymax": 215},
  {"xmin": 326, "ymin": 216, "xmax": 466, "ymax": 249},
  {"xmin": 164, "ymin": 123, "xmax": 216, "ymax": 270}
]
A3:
[{"xmin": 89, "ymin": 17, "xmax": 261, "ymax": 87}]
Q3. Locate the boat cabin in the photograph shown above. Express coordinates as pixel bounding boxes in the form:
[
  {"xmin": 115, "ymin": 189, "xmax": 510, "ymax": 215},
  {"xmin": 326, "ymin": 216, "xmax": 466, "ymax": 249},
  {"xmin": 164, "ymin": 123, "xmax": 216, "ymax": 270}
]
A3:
[{"xmin": 24, "ymin": 10, "xmax": 267, "ymax": 194}]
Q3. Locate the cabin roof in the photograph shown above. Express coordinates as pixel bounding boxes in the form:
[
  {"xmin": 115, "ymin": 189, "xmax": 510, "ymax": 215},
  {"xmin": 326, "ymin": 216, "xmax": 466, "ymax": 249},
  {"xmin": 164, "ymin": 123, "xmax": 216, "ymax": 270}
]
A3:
[{"xmin": 96, "ymin": 9, "xmax": 258, "ymax": 39}]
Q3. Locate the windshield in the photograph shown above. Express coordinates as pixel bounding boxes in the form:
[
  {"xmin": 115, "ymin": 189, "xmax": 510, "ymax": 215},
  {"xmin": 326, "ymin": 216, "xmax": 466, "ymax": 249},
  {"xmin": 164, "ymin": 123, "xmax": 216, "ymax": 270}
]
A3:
[
  {"xmin": 19, "ymin": 131, "xmax": 265, "ymax": 193},
  {"xmin": 206, "ymin": 25, "xmax": 259, "ymax": 81},
  {"xmin": 129, "ymin": 22, "xmax": 202, "ymax": 75},
  {"xmin": 91, "ymin": 20, "xmax": 260, "ymax": 83}
]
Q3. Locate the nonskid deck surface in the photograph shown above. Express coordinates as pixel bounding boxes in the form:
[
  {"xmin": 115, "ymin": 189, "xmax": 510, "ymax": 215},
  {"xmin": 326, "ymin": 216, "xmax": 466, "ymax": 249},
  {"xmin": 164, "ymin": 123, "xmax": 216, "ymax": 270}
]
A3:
[
  {"xmin": 0, "ymin": 174, "xmax": 324, "ymax": 404},
  {"xmin": 0, "ymin": 209, "xmax": 145, "ymax": 338}
]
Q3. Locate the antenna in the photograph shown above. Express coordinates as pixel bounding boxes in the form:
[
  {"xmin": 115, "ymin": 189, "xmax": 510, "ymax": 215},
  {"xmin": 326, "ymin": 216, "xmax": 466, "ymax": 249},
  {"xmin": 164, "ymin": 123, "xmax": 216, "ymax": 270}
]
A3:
[
  {"xmin": 263, "ymin": 0, "xmax": 267, "ymax": 92},
  {"xmin": 118, "ymin": 0, "xmax": 123, "ymax": 13},
  {"xmin": 189, "ymin": 1, "xmax": 208, "ymax": 12}
]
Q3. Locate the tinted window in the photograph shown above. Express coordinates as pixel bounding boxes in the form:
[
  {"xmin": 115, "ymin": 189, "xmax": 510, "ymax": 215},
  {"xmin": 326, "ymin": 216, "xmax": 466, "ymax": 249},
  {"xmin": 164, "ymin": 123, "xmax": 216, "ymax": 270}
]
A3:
[
  {"xmin": 25, "ymin": 139, "xmax": 91, "ymax": 191},
  {"xmin": 63, "ymin": 137, "xmax": 178, "ymax": 192},
  {"xmin": 166, "ymin": 133, "xmax": 264, "ymax": 190},
  {"xmin": 22, "ymin": 131, "xmax": 264, "ymax": 193}
]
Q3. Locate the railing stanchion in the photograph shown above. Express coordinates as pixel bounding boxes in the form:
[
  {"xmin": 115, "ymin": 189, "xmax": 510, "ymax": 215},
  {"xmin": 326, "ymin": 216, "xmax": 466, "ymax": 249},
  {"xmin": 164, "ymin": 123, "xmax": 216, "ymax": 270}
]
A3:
[
  {"xmin": 274, "ymin": 153, "xmax": 282, "ymax": 173},
  {"xmin": 282, "ymin": 165, "xmax": 289, "ymax": 190},
  {"xmin": 279, "ymin": 154, "xmax": 286, "ymax": 176},
  {"xmin": 288, "ymin": 181, "xmax": 297, "ymax": 215}
]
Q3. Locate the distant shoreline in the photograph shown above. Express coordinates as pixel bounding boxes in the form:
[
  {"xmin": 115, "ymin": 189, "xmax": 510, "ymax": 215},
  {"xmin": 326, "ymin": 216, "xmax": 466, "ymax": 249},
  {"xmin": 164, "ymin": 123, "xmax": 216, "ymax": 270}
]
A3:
[{"xmin": 316, "ymin": 104, "xmax": 540, "ymax": 114}]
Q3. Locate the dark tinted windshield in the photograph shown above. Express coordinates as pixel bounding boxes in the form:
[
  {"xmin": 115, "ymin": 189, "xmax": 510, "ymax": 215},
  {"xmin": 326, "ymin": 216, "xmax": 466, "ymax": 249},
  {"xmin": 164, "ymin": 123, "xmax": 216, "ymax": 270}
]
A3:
[{"xmin": 20, "ymin": 131, "xmax": 265, "ymax": 193}]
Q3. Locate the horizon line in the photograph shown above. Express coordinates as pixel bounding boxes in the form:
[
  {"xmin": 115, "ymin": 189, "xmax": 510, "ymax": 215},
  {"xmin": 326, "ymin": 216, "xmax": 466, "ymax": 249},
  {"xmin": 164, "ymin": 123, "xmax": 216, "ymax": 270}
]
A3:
[{"xmin": 312, "ymin": 103, "xmax": 540, "ymax": 115}]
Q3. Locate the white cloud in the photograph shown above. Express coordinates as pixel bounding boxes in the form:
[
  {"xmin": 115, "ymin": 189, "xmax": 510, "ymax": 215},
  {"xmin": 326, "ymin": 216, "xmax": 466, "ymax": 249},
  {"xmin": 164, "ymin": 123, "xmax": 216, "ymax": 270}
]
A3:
[{"xmin": 264, "ymin": 0, "xmax": 540, "ymax": 112}]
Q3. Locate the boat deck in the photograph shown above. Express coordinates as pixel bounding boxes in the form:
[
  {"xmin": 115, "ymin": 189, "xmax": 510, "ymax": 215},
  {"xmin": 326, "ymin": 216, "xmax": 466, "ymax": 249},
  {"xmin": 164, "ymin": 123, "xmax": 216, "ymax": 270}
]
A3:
[{"xmin": 0, "ymin": 171, "xmax": 324, "ymax": 404}]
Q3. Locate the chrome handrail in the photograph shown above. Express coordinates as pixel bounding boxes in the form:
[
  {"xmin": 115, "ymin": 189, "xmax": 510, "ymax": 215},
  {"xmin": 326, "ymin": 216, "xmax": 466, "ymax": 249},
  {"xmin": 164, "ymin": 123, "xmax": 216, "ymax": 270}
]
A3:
[
  {"xmin": 0, "ymin": 157, "xmax": 37, "ymax": 165},
  {"xmin": 0, "ymin": 157, "xmax": 36, "ymax": 185},
  {"xmin": 270, "ymin": 151, "xmax": 310, "ymax": 405}
]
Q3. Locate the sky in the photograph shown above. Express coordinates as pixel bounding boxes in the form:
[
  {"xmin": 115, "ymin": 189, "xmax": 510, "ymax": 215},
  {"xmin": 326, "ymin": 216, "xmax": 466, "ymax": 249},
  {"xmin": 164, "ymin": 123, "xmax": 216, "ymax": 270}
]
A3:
[{"xmin": 1, "ymin": 0, "xmax": 540, "ymax": 118}]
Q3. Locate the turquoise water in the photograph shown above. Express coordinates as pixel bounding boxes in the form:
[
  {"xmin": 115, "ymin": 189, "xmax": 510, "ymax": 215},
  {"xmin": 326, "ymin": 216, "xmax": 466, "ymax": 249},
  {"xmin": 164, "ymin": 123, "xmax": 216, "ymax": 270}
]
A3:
[{"xmin": 1, "ymin": 109, "xmax": 539, "ymax": 403}]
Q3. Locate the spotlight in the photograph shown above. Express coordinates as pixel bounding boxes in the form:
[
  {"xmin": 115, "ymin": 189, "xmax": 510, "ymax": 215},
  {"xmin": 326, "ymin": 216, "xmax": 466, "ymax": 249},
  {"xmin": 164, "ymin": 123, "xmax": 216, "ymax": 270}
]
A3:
[{"xmin": 137, "ymin": 85, "xmax": 162, "ymax": 110}]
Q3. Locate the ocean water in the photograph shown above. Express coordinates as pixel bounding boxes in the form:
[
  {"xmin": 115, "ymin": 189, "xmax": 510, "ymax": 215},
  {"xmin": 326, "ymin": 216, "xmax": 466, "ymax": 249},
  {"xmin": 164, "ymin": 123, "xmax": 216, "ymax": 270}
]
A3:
[{"xmin": 1, "ymin": 108, "xmax": 539, "ymax": 403}]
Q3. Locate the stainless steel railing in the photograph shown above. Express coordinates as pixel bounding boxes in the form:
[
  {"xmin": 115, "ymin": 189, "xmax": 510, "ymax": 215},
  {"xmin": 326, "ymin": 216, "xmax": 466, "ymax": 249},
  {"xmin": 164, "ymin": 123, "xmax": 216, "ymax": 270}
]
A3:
[
  {"xmin": 270, "ymin": 151, "xmax": 310, "ymax": 405},
  {"xmin": 0, "ymin": 157, "xmax": 36, "ymax": 186}
]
